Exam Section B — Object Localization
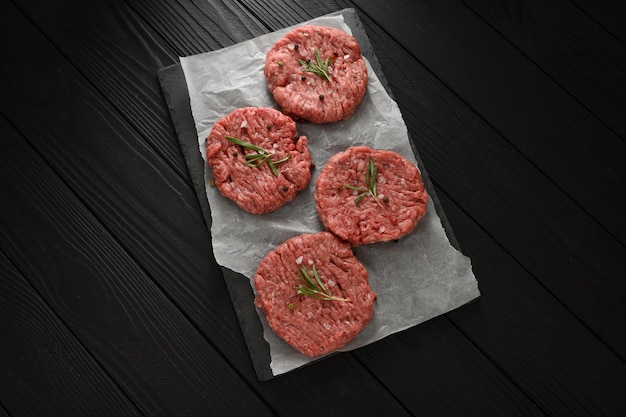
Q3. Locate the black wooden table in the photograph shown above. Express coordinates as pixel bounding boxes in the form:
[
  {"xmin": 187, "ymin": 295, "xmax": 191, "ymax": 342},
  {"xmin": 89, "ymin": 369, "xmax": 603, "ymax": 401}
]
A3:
[{"xmin": 1, "ymin": 0, "xmax": 625, "ymax": 416}]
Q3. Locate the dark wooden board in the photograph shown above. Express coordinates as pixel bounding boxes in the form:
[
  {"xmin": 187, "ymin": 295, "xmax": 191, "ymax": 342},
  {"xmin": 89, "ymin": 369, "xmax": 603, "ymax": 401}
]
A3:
[
  {"xmin": 0, "ymin": 228, "xmax": 142, "ymax": 417},
  {"xmin": 0, "ymin": 104, "xmax": 274, "ymax": 417},
  {"xmin": 2, "ymin": 0, "xmax": 625, "ymax": 415},
  {"xmin": 462, "ymin": 0, "xmax": 626, "ymax": 141},
  {"xmin": 0, "ymin": 4, "xmax": 276, "ymax": 416},
  {"xmin": 571, "ymin": 0, "xmax": 626, "ymax": 46},
  {"xmin": 12, "ymin": 0, "xmax": 192, "ymax": 181}
]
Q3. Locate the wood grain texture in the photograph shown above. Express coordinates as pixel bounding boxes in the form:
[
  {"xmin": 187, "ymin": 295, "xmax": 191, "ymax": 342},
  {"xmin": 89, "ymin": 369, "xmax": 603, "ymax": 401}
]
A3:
[
  {"xmin": 2, "ymin": 0, "xmax": 625, "ymax": 415},
  {"xmin": 1, "ymin": 0, "xmax": 254, "ymax": 367},
  {"xmin": 0, "ymin": 121, "xmax": 274, "ymax": 416},
  {"xmin": 438, "ymin": 192, "xmax": 626, "ymax": 416},
  {"xmin": 353, "ymin": 317, "xmax": 548, "ymax": 417},
  {"xmin": 571, "ymin": 0, "xmax": 626, "ymax": 46},
  {"xmin": 127, "ymin": 0, "xmax": 265, "ymax": 55},
  {"xmin": 461, "ymin": 0, "xmax": 626, "ymax": 140},
  {"xmin": 0, "ymin": 238, "xmax": 143, "ymax": 417},
  {"xmin": 12, "ymin": 0, "xmax": 191, "ymax": 181},
  {"xmin": 352, "ymin": 0, "xmax": 626, "ymax": 244}
]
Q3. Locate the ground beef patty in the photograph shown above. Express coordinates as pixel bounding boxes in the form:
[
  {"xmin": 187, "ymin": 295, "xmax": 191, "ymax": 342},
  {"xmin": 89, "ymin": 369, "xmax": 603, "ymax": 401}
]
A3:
[
  {"xmin": 207, "ymin": 107, "xmax": 312, "ymax": 214},
  {"xmin": 264, "ymin": 25, "xmax": 368, "ymax": 124},
  {"xmin": 254, "ymin": 232, "xmax": 376, "ymax": 357},
  {"xmin": 315, "ymin": 146, "xmax": 428, "ymax": 246}
]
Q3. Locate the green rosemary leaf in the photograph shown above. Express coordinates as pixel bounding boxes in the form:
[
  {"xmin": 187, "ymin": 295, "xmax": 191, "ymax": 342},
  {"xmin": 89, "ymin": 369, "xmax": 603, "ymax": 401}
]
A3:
[
  {"xmin": 225, "ymin": 135, "xmax": 265, "ymax": 153},
  {"xmin": 298, "ymin": 48, "xmax": 332, "ymax": 81},
  {"xmin": 225, "ymin": 135, "xmax": 290, "ymax": 177},
  {"xmin": 343, "ymin": 157, "xmax": 383, "ymax": 207},
  {"xmin": 295, "ymin": 264, "xmax": 349, "ymax": 302}
]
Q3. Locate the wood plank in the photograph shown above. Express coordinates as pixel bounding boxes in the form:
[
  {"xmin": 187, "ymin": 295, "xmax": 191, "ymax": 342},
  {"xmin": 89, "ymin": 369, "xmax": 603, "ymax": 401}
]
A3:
[
  {"xmin": 352, "ymin": 0, "xmax": 626, "ymax": 244},
  {"xmin": 462, "ymin": 0, "xmax": 626, "ymax": 140},
  {"xmin": 0, "ymin": 245, "xmax": 143, "ymax": 417},
  {"xmin": 0, "ymin": 123, "xmax": 275, "ymax": 416},
  {"xmin": 12, "ymin": 0, "xmax": 189, "ymax": 180},
  {"xmin": 128, "ymin": 0, "xmax": 267, "ymax": 54},
  {"xmin": 0, "ymin": 2, "xmax": 416, "ymax": 415},
  {"xmin": 570, "ymin": 0, "xmax": 626, "ymax": 46},
  {"xmin": 439, "ymin": 192, "xmax": 626, "ymax": 416},
  {"xmin": 1, "ymin": 0, "xmax": 250, "ymax": 362},
  {"xmin": 353, "ymin": 317, "xmax": 548, "ymax": 416}
]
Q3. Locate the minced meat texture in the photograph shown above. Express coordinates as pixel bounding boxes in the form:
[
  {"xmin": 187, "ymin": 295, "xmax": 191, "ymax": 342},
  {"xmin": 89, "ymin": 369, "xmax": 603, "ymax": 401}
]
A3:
[
  {"xmin": 206, "ymin": 107, "xmax": 312, "ymax": 214},
  {"xmin": 253, "ymin": 232, "xmax": 376, "ymax": 357},
  {"xmin": 315, "ymin": 146, "xmax": 428, "ymax": 246},
  {"xmin": 264, "ymin": 25, "xmax": 368, "ymax": 124}
]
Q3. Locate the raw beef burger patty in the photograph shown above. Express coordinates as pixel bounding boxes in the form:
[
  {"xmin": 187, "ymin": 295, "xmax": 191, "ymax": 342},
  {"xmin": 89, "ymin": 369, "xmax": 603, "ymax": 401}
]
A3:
[
  {"xmin": 264, "ymin": 25, "xmax": 368, "ymax": 123},
  {"xmin": 315, "ymin": 146, "xmax": 429, "ymax": 246},
  {"xmin": 206, "ymin": 107, "xmax": 312, "ymax": 214},
  {"xmin": 254, "ymin": 232, "xmax": 376, "ymax": 357}
]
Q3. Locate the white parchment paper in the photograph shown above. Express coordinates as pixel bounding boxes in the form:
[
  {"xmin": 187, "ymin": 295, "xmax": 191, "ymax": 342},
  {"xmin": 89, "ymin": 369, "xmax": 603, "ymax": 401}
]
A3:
[{"xmin": 180, "ymin": 13, "xmax": 480, "ymax": 376}]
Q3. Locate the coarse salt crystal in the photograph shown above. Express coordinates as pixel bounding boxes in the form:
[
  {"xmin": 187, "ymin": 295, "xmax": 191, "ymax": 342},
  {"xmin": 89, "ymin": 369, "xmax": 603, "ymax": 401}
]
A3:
[{"xmin": 295, "ymin": 256, "xmax": 303, "ymax": 264}]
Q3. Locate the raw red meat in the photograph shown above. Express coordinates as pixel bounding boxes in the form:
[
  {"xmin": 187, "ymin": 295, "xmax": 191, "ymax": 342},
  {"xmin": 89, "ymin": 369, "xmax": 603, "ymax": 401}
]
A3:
[
  {"xmin": 207, "ymin": 107, "xmax": 312, "ymax": 214},
  {"xmin": 254, "ymin": 232, "xmax": 376, "ymax": 357},
  {"xmin": 264, "ymin": 25, "xmax": 368, "ymax": 123},
  {"xmin": 315, "ymin": 146, "xmax": 428, "ymax": 246}
]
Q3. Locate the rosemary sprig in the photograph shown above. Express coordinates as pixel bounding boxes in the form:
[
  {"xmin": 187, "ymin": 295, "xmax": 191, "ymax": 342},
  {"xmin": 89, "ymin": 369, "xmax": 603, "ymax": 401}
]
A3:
[
  {"xmin": 225, "ymin": 135, "xmax": 290, "ymax": 176},
  {"xmin": 295, "ymin": 264, "xmax": 349, "ymax": 302},
  {"xmin": 298, "ymin": 48, "xmax": 332, "ymax": 82},
  {"xmin": 343, "ymin": 157, "xmax": 384, "ymax": 207}
]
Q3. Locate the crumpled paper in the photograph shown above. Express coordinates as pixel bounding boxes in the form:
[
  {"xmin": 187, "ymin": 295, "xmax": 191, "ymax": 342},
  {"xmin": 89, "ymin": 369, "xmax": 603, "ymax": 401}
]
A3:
[{"xmin": 180, "ymin": 13, "xmax": 480, "ymax": 376}]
